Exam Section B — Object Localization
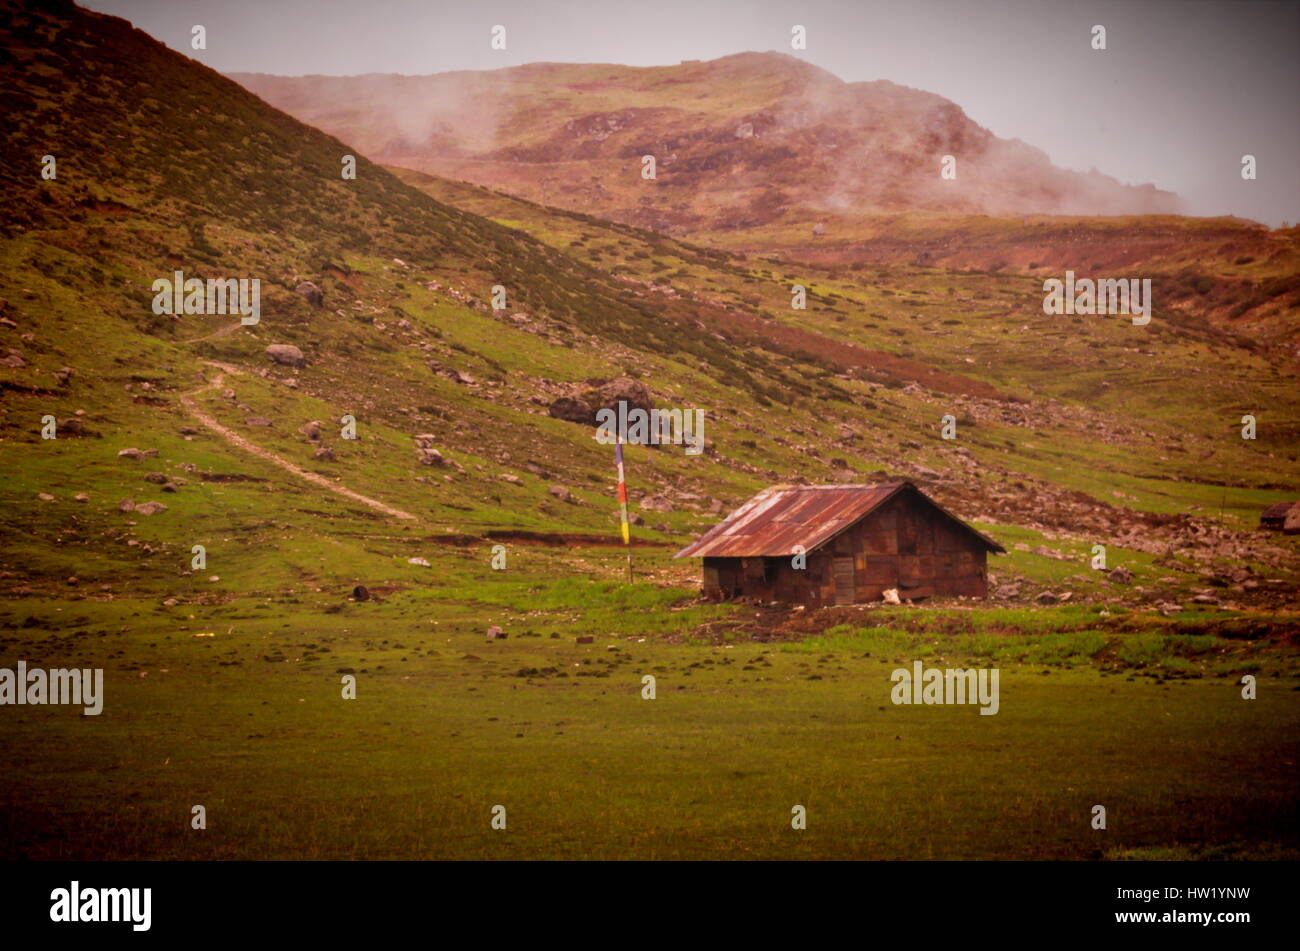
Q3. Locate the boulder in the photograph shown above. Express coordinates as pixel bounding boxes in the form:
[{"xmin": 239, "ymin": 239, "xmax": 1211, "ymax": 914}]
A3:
[
  {"xmin": 299, "ymin": 420, "xmax": 322, "ymax": 440},
  {"xmin": 295, "ymin": 281, "xmax": 324, "ymax": 306},
  {"xmin": 548, "ymin": 396, "xmax": 593, "ymax": 424},
  {"xmin": 134, "ymin": 501, "xmax": 168, "ymax": 516},
  {"xmin": 118, "ymin": 498, "xmax": 135, "ymax": 512},
  {"xmin": 1107, "ymin": 566, "xmax": 1133, "ymax": 584},
  {"xmin": 264, "ymin": 344, "xmax": 305, "ymax": 367},
  {"xmin": 143, "ymin": 472, "xmax": 168, "ymax": 484},
  {"xmin": 416, "ymin": 448, "xmax": 443, "ymax": 466},
  {"xmin": 583, "ymin": 376, "xmax": 654, "ymax": 417},
  {"xmin": 548, "ymin": 485, "xmax": 574, "ymax": 503}
]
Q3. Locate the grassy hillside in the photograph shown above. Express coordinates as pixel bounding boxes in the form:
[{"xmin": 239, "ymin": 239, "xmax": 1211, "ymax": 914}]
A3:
[{"xmin": 233, "ymin": 56, "xmax": 1300, "ymax": 350}]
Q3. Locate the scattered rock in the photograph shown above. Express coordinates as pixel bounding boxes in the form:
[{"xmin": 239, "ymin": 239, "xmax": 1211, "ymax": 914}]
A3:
[
  {"xmin": 117, "ymin": 447, "xmax": 158, "ymax": 460},
  {"xmin": 1108, "ymin": 566, "xmax": 1133, "ymax": 584},
  {"xmin": 548, "ymin": 485, "xmax": 574, "ymax": 503},
  {"xmin": 294, "ymin": 281, "xmax": 324, "ymax": 306},
  {"xmin": 548, "ymin": 396, "xmax": 593, "ymax": 424},
  {"xmin": 416, "ymin": 448, "xmax": 443, "ymax": 466},
  {"xmin": 245, "ymin": 417, "xmax": 273, "ymax": 427},
  {"xmin": 313, "ymin": 447, "xmax": 335, "ymax": 462},
  {"xmin": 73, "ymin": 493, "xmax": 89, "ymax": 502},
  {"xmin": 408, "ymin": 557, "xmax": 430, "ymax": 567},
  {"xmin": 575, "ymin": 636, "xmax": 594, "ymax": 645},
  {"xmin": 143, "ymin": 472, "xmax": 168, "ymax": 484},
  {"xmin": 500, "ymin": 473, "xmax": 522, "ymax": 485},
  {"xmin": 1034, "ymin": 591, "xmax": 1059, "ymax": 604},
  {"xmin": 585, "ymin": 377, "xmax": 654, "ymax": 417},
  {"xmin": 486, "ymin": 625, "xmax": 506, "ymax": 640},
  {"xmin": 299, "ymin": 420, "xmax": 322, "ymax": 440},
  {"xmin": 37, "ymin": 492, "xmax": 54, "ymax": 502},
  {"xmin": 134, "ymin": 501, "xmax": 168, "ymax": 516},
  {"xmin": 264, "ymin": 344, "xmax": 305, "ymax": 367},
  {"xmin": 118, "ymin": 498, "xmax": 135, "ymax": 512},
  {"xmin": 351, "ymin": 585, "xmax": 370, "ymax": 602}
]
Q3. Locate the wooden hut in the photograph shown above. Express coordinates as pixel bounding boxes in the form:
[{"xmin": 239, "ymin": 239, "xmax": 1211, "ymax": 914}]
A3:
[
  {"xmin": 675, "ymin": 482, "xmax": 1004, "ymax": 606},
  {"xmin": 1260, "ymin": 501, "xmax": 1300, "ymax": 533}
]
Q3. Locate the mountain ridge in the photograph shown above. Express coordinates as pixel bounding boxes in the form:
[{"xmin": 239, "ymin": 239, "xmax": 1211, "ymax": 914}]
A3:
[{"xmin": 229, "ymin": 50, "xmax": 1183, "ymax": 236}]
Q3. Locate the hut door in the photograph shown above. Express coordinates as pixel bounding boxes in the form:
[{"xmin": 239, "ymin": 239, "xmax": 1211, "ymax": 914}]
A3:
[{"xmin": 832, "ymin": 557, "xmax": 856, "ymax": 604}]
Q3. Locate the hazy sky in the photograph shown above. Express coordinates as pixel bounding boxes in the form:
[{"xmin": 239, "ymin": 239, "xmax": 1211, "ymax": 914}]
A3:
[{"xmin": 84, "ymin": 0, "xmax": 1299, "ymax": 226}]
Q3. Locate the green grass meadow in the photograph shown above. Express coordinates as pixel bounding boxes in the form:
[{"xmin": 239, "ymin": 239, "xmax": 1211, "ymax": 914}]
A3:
[{"xmin": 2, "ymin": 557, "xmax": 1296, "ymax": 861}]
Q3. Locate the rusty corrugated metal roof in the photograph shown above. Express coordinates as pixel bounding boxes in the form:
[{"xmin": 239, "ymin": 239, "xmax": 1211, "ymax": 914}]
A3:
[
  {"xmin": 674, "ymin": 481, "xmax": 1004, "ymax": 558},
  {"xmin": 1261, "ymin": 501, "xmax": 1299, "ymax": 520}
]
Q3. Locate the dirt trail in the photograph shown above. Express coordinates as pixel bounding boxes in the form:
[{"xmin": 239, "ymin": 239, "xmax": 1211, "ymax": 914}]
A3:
[
  {"xmin": 181, "ymin": 319, "xmax": 245, "ymax": 345},
  {"xmin": 179, "ymin": 361, "xmax": 418, "ymax": 522}
]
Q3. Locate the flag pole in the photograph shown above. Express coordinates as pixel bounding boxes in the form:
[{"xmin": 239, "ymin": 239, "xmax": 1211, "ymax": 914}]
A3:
[{"xmin": 615, "ymin": 438, "xmax": 633, "ymax": 583}]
